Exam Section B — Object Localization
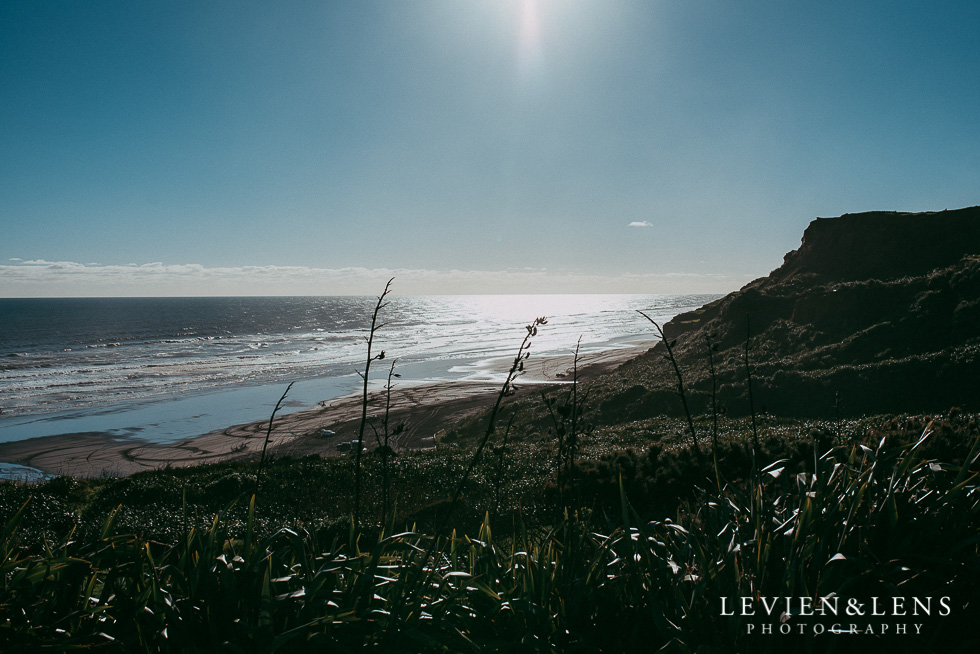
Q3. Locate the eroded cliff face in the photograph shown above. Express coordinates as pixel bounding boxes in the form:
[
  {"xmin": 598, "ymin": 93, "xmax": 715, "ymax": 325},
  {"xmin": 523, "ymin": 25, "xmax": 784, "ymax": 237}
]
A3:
[
  {"xmin": 770, "ymin": 207, "xmax": 980, "ymax": 285},
  {"xmin": 596, "ymin": 206, "xmax": 980, "ymax": 419}
]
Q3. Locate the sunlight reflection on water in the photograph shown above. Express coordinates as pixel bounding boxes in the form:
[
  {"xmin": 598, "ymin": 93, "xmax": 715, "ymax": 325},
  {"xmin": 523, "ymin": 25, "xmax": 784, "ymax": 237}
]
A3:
[{"xmin": 0, "ymin": 294, "xmax": 719, "ymax": 444}]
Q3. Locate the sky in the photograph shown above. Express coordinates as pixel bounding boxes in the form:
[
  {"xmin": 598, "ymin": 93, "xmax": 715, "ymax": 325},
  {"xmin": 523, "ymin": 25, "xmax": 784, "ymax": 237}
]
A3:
[{"xmin": 1, "ymin": 0, "xmax": 978, "ymax": 297}]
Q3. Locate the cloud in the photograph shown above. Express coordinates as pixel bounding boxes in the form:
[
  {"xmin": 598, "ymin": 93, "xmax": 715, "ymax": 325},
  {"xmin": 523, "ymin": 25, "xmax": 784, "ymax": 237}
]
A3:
[
  {"xmin": 0, "ymin": 260, "xmax": 748, "ymax": 297},
  {"xmin": 628, "ymin": 221, "xmax": 653, "ymax": 227}
]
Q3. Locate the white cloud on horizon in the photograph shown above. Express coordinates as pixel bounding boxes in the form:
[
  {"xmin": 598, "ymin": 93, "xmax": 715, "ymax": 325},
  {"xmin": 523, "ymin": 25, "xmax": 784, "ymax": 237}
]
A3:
[
  {"xmin": 0, "ymin": 259, "xmax": 748, "ymax": 297},
  {"xmin": 628, "ymin": 221, "xmax": 653, "ymax": 227}
]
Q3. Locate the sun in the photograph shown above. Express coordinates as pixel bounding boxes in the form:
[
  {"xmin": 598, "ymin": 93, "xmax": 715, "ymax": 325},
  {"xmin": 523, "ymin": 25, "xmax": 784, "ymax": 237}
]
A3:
[{"xmin": 518, "ymin": 0, "xmax": 543, "ymax": 80}]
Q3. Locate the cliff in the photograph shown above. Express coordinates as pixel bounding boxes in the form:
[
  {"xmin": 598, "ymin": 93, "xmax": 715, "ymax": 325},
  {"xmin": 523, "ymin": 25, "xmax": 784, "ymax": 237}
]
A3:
[{"xmin": 596, "ymin": 206, "xmax": 980, "ymax": 418}]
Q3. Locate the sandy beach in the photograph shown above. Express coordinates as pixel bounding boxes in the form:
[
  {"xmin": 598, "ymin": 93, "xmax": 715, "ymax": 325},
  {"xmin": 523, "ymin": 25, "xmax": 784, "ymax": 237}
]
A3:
[{"xmin": 0, "ymin": 340, "xmax": 655, "ymax": 479}]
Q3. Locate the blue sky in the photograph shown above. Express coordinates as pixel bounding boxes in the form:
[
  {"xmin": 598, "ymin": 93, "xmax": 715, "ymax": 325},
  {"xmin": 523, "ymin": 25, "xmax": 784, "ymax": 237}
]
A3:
[{"xmin": 2, "ymin": 0, "xmax": 978, "ymax": 296}]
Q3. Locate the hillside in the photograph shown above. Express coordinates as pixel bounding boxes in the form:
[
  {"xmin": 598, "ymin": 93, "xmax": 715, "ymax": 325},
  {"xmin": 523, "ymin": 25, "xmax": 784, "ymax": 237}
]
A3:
[{"xmin": 591, "ymin": 206, "xmax": 980, "ymax": 420}]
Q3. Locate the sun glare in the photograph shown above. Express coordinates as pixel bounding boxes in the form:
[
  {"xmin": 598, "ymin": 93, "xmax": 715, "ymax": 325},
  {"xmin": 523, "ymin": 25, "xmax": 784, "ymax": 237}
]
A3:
[{"xmin": 518, "ymin": 0, "xmax": 543, "ymax": 80}]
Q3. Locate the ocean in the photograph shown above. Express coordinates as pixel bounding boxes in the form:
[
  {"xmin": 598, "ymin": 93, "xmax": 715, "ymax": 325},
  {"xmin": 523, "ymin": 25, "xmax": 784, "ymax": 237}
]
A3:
[{"xmin": 0, "ymin": 294, "xmax": 718, "ymax": 448}]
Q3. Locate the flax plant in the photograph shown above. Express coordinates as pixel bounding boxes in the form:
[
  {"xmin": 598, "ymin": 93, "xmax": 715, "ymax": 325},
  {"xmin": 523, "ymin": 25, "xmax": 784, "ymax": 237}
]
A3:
[
  {"xmin": 542, "ymin": 335, "xmax": 589, "ymax": 514},
  {"xmin": 637, "ymin": 310, "xmax": 701, "ymax": 462},
  {"xmin": 440, "ymin": 316, "xmax": 547, "ymax": 531},
  {"xmin": 2, "ymin": 422, "xmax": 978, "ymax": 652},
  {"xmin": 254, "ymin": 382, "xmax": 294, "ymax": 498},
  {"xmin": 705, "ymin": 332, "xmax": 722, "ymax": 491},
  {"xmin": 370, "ymin": 359, "xmax": 402, "ymax": 522},
  {"xmin": 354, "ymin": 277, "xmax": 393, "ymax": 525}
]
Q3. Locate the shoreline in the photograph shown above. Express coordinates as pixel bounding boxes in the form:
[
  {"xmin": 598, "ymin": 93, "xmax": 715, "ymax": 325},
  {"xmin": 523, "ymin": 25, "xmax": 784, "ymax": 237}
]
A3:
[{"xmin": 0, "ymin": 339, "xmax": 656, "ymax": 479}]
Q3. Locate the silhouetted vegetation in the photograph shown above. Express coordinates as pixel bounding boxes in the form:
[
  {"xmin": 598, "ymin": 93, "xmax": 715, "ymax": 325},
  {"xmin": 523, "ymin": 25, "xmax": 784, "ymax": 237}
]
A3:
[{"xmin": 2, "ymin": 413, "xmax": 977, "ymax": 652}]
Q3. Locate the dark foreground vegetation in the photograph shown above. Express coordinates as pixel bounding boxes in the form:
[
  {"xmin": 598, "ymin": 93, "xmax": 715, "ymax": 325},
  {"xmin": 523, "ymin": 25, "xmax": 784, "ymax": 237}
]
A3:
[{"xmin": 2, "ymin": 411, "xmax": 978, "ymax": 653}]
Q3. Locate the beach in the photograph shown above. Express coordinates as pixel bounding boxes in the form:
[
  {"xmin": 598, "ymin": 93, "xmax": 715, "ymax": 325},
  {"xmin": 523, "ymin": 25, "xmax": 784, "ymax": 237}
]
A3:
[
  {"xmin": 0, "ymin": 339, "xmax": 655, "ymax": 479},
  {"xmin": 0, "ymin": 294, "xmax": 714, "ymax": 481}
]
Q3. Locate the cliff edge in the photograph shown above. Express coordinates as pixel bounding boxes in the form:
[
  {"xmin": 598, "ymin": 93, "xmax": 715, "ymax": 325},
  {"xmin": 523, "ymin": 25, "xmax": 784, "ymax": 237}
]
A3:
[{"xmin": 595, "ymin": 206, "xmax": 980, "ymax": 418}]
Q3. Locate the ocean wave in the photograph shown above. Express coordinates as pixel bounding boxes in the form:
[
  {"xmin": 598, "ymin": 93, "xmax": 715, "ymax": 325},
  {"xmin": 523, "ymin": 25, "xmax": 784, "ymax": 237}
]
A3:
[{"xmin": 0, "ymin": 294, "xmax": 718, "ymax": 426}]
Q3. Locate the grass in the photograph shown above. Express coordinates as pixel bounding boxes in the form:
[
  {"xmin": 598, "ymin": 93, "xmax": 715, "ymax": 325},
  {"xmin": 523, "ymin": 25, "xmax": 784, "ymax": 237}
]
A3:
[{"xmin": 2, "ymin": 413, "xmax": 978, "ymax": 652}]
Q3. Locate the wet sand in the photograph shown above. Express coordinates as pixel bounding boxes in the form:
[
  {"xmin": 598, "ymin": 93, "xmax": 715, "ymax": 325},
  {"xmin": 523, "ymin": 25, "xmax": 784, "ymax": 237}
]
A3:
[{"xmin": 0, "ymin": 341, "xmax": 655, "ymax": 478}]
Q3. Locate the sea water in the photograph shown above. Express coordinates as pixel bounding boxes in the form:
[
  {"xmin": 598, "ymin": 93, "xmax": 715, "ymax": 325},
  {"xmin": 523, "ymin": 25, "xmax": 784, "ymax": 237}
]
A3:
[{"xmin": 0, "ymin": 294, "xmax": 718, "ymax": 445}]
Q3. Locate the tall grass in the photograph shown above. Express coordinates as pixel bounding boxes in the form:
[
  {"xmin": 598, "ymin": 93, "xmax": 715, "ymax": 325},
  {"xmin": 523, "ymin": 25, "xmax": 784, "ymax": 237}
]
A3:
[{"xmin": 3, "ymin": 422, "xmax": 976, "ymax": 652}]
